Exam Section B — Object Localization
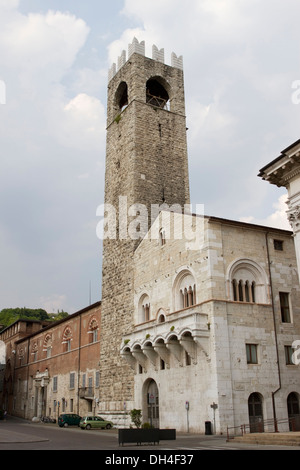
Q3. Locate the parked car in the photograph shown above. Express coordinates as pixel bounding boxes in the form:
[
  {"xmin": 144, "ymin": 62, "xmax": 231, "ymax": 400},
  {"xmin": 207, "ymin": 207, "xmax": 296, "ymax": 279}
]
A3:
[
  {"xmin": 58, "ymin": 413, "xmax": 82, "ymax": 427},
  {"xmin": 80, "ymin": 416, "xmax": 113, "ymax": 430}
]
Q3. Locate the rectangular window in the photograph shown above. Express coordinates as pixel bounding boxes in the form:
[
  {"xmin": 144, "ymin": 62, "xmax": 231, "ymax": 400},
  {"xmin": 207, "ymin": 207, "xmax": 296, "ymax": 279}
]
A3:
[
  {"xmin": 93, "ymin": 329, "xmax": 98, "ymax": 342},
  {"xmin": 246, "ymin": 344, "xmax": 258, "ymax": 364},
  {"xmin": 285, "ymin": 345, "xmax": 294, "ymax": 365},
  {"xmin": 70, "ymin": 372, "xmax": 75, "ymax": 389},
  {"xmin": 274, "ymin": 239, "xmax": 284, "ymax": 251},
  {"xmin": 88, "ymin": 377, "xmax": 93, "ymax": 396},
  {"xmin": 185, "ymin": 351, "xmax": 191, "ymax": 366},
  {"xmin": 95, "ymin": 371, "xmax": 100, "ymax": 388},
  {"xmin": 280, "ymin": 292, "xmax": 291, "ymax": 323},
  {"xmin": 53, "ymin": 376, "xmax": 58, "ymax": 392}
]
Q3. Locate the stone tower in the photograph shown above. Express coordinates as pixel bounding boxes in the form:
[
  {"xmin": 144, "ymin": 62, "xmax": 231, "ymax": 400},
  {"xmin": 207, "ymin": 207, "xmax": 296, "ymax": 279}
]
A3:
[{"xmin": 99, "ymin": 38, "xmax": 190, "ymax": 416}]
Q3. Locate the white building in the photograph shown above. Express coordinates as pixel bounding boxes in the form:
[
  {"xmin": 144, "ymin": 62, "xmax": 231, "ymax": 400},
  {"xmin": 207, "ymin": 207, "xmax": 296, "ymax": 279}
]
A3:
[
  {"xmin": 100, "ymin": 39, "xmax": 300, "ymax": 434},
  {"xmin": 121, "ymin": 210, "xmax": 300, "ymax": 434},
  {"xmin": 259, "ymin": 139, "xmax": 300, "ymax": 278}
]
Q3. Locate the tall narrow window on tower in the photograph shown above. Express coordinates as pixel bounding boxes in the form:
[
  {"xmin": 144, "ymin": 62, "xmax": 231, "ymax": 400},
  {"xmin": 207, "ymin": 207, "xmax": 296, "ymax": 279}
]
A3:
[
  {"xmin": 146, "ymin": 78, "xmax": 170, "ymax": 110},
  {"xmin": 115, "ymin": 81, "xmax": 128, "ymax": 112}
]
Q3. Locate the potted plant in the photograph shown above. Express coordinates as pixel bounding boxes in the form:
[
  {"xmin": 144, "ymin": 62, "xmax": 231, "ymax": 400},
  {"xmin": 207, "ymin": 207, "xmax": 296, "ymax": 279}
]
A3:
[{"xmin": 118, "ymin": 409, "xmax": 159, "ymax": 446}]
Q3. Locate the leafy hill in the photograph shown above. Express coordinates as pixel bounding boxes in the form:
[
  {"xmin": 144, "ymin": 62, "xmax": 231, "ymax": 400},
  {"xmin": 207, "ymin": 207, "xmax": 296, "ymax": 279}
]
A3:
[{"xmin": 0, "ymin": 308, "xmax": 68, "ymax": 329}]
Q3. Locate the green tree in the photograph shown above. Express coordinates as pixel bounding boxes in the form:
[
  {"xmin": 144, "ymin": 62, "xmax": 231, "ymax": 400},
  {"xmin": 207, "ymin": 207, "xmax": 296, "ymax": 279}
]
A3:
[
  {"xmin": 0, "ymin": 307, "xmax": 69, "ymax": 329},
  {"xmin": 130, "ymin": 409, "xmax": 142, "ymax": 429}
]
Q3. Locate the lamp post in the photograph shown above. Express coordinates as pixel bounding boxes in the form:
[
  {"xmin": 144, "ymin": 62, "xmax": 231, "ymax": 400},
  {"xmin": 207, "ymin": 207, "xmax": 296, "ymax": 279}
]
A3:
[
  {"xmin": 210, "ymin": 402, "xmax": 218, "ymax": 434},
  {"xmin": 185, "ymin": 401, "xmax": 190, "ymax": 433}
]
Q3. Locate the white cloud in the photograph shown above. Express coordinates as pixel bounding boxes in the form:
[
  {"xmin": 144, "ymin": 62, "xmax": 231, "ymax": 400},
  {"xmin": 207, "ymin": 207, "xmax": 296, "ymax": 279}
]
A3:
[
  {"xmin": 0, "ymin": 3, "xmax": 104, "ymax": 161},
  {"xmin": 0, "ymin": 0, "xmax": 19, "ymax": 10},
  {"xmin": 39, "ymin": 294, "xmax": 68, "ymax": 314},
  {"xmin": 51, "ymin": 92, "xmax": 106, "ymax": 152},
  {"xmin": 240, "ymin": 194, "xmax": 291, "ymax": 230},
  {"xmin": 111, "ymin": 0, "xmax": 300, "ymax": 225},
  {"xmin": 0, "ymin": 3, "xmax": 105, "ymax": 313},
  {"xmin": 0, "ymin": 9, "xmax": 90, "ymax": 87},
  {"xmin": 0, "ymin": 0, "xmax": 299, "ymax": 314},
  {"xmin": 188, "ymin": 89, "xmax": 237, "ymax": 147}
]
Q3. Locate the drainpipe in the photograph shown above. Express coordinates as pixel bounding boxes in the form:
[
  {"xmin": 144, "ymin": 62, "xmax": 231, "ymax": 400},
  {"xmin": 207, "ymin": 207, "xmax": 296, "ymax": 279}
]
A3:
[
  {"xmin": 266, "ymin": 232, "xmax": 281, "ymax": 432},
  {"xmin": 25, "ymin": 337, "xmax": 30, "ymax": 419},
  {"xmin": 77, "ymin": 314, "xmax": 82, "ymax": 415}
]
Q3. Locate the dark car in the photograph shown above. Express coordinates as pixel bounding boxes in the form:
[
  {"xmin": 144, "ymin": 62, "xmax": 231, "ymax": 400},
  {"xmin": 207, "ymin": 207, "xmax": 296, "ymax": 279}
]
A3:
[{"xmin": 58, "ymin": 413, "xmax": 82, "ymax": 428}]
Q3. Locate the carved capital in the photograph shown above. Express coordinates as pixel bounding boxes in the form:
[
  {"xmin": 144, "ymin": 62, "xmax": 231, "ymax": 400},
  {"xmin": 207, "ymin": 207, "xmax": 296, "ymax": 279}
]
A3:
[{"xmin": 287, "ymin": 205, "xmax": 300, "ymax": 232}]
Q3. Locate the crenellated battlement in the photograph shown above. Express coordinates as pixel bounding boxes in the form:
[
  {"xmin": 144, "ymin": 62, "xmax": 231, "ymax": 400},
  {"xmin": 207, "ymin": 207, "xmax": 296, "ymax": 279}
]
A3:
[{"xmin": 108, "ymin": 37, "xmax": 183, "ymax": 82}]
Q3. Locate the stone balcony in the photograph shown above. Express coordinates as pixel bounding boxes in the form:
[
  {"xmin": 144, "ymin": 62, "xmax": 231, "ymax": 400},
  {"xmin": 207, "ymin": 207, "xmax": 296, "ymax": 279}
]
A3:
[
  {"xmin": 79, "ymin": 387, "xmax": 94, "ymax": 400},
  {"xmin": 121, "ymin": 305, "xmax": 210, "ymax": 371},
  {"xmin": 34, "ymin": 369, "xmax": 50, "ymax": 388}
]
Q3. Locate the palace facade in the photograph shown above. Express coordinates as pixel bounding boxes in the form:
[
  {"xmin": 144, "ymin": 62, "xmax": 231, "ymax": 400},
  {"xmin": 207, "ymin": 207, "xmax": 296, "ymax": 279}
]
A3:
[
  {"xmin": 0, "ymin": 302, "xmax": 101, "ymax": 421},
  {"xmin": 1, "ymin": 38, "xmax": 300, "ymax": 434}
]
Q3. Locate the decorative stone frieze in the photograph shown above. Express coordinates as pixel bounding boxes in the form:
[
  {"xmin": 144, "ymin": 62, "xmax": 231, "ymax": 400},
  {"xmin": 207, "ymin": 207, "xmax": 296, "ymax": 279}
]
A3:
[{"xmin": 120, "ymin": 308, "xmax": 209, "ymax": 372}]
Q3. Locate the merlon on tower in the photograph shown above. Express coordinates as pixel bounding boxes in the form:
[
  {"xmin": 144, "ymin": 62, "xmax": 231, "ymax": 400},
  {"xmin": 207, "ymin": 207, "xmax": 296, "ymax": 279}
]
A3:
[{"xmin": 108, "ymin": 37, "xmax": 183, "ymax": 82}]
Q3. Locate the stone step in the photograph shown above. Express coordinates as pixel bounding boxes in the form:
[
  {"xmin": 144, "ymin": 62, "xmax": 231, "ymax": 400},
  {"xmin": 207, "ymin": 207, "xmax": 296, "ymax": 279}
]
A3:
[{"xmin": 232, "ymin": 432, "xmax": 300, "ymax": 446}]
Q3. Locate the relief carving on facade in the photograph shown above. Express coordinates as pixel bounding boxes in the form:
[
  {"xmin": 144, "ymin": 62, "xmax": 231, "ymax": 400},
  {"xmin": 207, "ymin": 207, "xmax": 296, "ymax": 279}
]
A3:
[{"xmin": 287, "ymin": 205, "xmax": 300, "ymax": 232}]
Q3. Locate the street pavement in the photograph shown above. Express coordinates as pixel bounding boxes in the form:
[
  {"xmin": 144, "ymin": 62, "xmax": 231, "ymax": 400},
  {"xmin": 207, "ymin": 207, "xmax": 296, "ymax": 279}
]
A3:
[{"xmin": 0, "ymin": 416, "xmax": 299, "ymax": 452}]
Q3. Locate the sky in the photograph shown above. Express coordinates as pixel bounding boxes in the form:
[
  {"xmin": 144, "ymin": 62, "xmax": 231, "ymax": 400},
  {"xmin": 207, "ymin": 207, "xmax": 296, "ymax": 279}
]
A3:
[{"xmin": 0, "ymin": 0, "xmax": 299, "ymax": 314}]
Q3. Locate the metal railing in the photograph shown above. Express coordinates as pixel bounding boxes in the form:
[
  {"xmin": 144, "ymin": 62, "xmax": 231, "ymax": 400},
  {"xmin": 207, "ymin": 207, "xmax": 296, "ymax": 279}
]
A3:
[
  {"xmin": 146, "ymin": 92, "xmax": 170, "ymax": 111},
  {"xmin": 227, "ymin": 417, "xmax": 300, "ymax": 440}
]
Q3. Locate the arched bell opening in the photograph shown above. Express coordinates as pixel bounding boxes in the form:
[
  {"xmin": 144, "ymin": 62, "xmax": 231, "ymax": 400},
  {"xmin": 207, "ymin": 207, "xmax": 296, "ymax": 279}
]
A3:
[{"xmin": 146, "ymin": 77, "xmax": 170, "ymax": 110}]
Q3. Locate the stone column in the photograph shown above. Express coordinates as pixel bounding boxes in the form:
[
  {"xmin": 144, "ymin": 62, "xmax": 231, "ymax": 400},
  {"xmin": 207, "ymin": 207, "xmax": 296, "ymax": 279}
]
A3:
[
  {"xmin": 287, "ymin": 204, "xmax": 300, "ymax": 279},
  {"xmin": 35, "ymin": 385, "xmax": 42, "ymax": 417},
  {"xmin": 258, "ymin": 139, "xmax": 300, "ymax": 281}
]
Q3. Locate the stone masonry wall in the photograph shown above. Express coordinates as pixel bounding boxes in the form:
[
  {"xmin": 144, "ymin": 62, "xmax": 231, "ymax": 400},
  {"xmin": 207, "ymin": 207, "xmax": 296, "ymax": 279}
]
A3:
[{"xmin": 100, "ymin": 52, "xmax": 190, "ymax": 412}]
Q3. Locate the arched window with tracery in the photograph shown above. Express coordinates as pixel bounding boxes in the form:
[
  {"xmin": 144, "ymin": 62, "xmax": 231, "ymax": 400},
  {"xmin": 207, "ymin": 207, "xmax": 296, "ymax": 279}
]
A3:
[
  {"xmin": 18, "ymin": 347, "xmax": 25, "ymax": 366},
  {"xmin": 88, "ymin": 317, "xmax": 99, "ymax": 343},
  {"xmin": 62, "ymin": 326, "xmax": 72, "ymax": 352},
  {"xmin": 227, "ymin": 259, "xmax": 269, "ymax": 304},
  {"xmin": 31, "ymin": 342, "xmax": 38, "ymax": 362},
  {"xmin": 174, "ymin": 270, "xmax": 197, "ymax": 311},
  {"xmin": 43, "ymin": 333, "xmax": 52, "ymax": 358},
  {"xmin": 138, "ymin": 294, "xmax": 151, "ymax": 323}
]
